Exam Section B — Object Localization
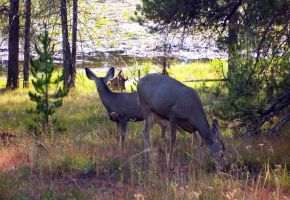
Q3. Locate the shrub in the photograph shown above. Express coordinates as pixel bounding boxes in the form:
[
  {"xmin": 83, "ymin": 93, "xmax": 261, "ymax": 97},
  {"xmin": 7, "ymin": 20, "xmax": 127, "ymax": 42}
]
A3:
[{"xmin": 28, "ymin": 28, "xmax": 67, "ymax": 136}]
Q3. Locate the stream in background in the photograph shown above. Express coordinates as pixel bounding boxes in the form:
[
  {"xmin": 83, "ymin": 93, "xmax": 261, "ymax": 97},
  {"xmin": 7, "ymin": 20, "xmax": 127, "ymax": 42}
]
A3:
[
  {"xmin": 0, "ymin": 0, "xmax": 228, "ymax": 75},
  {"xmin": 0, "ymin": 50, "xmax": 224, "ymax": 78}
]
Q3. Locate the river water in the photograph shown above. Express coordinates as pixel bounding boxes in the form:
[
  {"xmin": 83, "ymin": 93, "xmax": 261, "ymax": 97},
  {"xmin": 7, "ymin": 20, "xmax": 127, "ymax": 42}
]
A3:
[{"xmin": 0, "ymin": 0, "xmax": 227, "ymax": 71}]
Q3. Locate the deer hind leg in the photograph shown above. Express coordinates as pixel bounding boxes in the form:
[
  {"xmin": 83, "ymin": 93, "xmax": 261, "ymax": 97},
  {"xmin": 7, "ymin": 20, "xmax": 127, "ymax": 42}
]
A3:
[
  {"xmin": 142, "ymin": 112, "xmax": 154, "ymax": 166},
  {"xmin": 167, "ymin": 120, "xmax": 177, "ymax": 167},
  {"xmin": 143, "ymin": 112, "xmax": 153, "ymax": 151}
]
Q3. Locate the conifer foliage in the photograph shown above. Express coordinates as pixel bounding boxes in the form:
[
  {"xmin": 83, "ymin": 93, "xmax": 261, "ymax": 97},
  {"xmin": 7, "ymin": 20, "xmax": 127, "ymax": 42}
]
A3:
[{"xmin": 28, "ymin": 29, "xmax": 67, "ymax": 135}]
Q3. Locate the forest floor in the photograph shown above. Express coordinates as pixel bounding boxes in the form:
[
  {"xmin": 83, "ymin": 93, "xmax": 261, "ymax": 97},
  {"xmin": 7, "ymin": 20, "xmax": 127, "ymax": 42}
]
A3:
[{"xmin": 0, "ymin": 62, "xmax": 289, "ymax": 199}]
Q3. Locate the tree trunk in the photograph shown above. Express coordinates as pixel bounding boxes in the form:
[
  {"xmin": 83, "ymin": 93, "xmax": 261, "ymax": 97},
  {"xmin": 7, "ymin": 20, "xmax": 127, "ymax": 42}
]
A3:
[
  {"xmin": 71, "ymin": 0, "xmax": 78, "ymax": 87},
  {"xmin": 60, "ymin": 0, "xmax": 72, "ymax": 89},
  {"xmin": 6, "ymin": 0, "xmax": 19, "ymax": 89},
  {"xmin": 227, "ymin": 12, "xmax": 238, "ymax": 95},
  {"xmin": 227, "ymin": 13, "xmax": 238, "ymax": 78},
  {"xmin": 161, "ymin": 44, "xmax": 168, "ymax": 75},
  {"xmin": 23, "ymin": 0, "xmax": 31, "ymax": 88}
]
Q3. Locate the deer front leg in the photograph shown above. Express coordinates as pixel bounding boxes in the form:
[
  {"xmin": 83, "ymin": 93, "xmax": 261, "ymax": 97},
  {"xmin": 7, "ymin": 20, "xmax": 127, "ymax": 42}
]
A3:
[
  {"xmin": 168, "ymin": 120, "xmax": 177, "ymax": 167},
  {"xmin": 120, "ymin": 121, "xmax": 128, "ymax": 150},
  {"xmin": 116, "ymin": 122, "xmax": 122, "ymax": 148}
]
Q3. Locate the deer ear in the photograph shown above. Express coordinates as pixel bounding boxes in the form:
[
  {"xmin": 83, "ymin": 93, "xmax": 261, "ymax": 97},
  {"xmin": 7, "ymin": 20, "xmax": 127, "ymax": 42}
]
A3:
[
  {"xmin": 85, "ymin": 68, "xmax": 97, "ymax": 80},
  {"xmin": 104, "ymin": 67, "xmax": 115, "ymax": 83}
]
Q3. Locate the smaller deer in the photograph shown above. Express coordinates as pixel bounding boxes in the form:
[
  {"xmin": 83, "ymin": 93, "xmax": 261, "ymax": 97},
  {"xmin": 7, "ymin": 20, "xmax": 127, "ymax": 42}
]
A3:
[
  {"xmin": 85, "ymin": 67, "xmax": 168, "ymax": 149},
  {"xmin": 108, "ymin": 69, "xmax": 128, "ymax": 91}
]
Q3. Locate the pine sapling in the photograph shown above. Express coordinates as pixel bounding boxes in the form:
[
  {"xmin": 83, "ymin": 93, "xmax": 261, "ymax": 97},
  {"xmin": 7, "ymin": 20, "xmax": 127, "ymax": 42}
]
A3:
[{"xmin": 28, "ymin": 28, "xmax": 67, "ymax": 136}]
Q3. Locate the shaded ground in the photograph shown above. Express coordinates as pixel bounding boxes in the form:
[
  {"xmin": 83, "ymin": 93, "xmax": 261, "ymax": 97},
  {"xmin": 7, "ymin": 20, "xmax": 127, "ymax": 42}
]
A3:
[{"xmin": 0, "ymin": 131, "xmax": 289, "ymax": 199}]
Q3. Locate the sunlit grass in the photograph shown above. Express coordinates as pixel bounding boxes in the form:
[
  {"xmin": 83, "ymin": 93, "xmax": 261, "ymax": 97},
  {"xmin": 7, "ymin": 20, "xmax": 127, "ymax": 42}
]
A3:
[
  {"xmin": 121, "ymin": 59, "xmax": 228, "ymax": 99},
  {"xmin": 0, "ymin": 62, "xmax": 289, "ymax": 199},
  {"xmin": 0, "ymin": 77, "xmax": 5, "ymax": 88}
]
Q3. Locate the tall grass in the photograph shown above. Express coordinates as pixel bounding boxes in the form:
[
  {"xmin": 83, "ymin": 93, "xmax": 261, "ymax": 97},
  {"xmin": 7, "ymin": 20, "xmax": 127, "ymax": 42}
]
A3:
[
  {"xmin": 0, "ymin": 133, "xmax": 289, "ymax": 199},
  {"xmin": 0, "ymin": 62, "xmax": 289, "ymax": 199}
]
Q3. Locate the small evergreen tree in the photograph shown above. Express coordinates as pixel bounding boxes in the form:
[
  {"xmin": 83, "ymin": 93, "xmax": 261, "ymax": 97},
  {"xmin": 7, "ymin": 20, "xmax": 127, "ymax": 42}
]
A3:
[{"xmin": 28, "ymin": 28, "xmax": 67, "ymax": 136}]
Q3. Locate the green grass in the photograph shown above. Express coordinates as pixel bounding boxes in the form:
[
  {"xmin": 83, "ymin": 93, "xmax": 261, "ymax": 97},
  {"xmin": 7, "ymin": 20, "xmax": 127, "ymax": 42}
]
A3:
[{"xmin": 0, "ymin": 62, "xmax": 289, "ymax": 199}]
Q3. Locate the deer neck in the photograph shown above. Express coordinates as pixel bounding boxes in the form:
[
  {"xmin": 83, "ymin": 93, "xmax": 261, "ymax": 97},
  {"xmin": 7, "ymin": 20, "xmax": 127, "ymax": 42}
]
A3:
[
  {"xmin": 189, "ymin": 116, "xmax": 213, "ymax": 146},
  {"xmin": 97, "ymin": 80, "xmax": 113, "ymax": 109}
]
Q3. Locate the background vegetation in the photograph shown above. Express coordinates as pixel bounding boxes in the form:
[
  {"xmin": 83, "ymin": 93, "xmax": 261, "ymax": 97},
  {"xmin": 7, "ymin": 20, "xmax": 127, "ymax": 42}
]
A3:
[
  {"xmin": 0, "ymin": 0, "xmax": 289, "ymax": 199},
  {"xmin": 135, "ymin": 0, "xmax": 290, "ymax": 133},
  {"xmin": 0, "ymin": 61, "xmax": 289, "ymax": 199}
]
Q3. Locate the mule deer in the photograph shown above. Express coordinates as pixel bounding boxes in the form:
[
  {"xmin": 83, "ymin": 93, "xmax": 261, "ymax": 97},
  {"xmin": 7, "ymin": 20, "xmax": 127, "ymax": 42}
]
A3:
[
  {"xmin": 137, "ymin": 73, "xmax": 225, "ymax": 166},
  {"xmin": 85, "ymin": 67, "xmax": 168, "ymax": 148},
  {"xmin": 108, "ymin": 69, "xmax": 128, "ymax": 91}
]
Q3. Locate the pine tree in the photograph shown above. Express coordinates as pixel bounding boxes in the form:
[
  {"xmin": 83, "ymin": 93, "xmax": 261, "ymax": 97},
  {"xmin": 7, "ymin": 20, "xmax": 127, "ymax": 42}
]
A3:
[{"xmin": 28, "ymin": 28, "xmax": 67, "ymax": 136}]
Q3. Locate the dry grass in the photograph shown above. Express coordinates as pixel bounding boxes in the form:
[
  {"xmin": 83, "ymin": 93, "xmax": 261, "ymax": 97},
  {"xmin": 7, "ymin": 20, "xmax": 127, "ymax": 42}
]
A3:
[
  {"xmin": 0, "ymin": 133, "xmax": 289, "ymax": 199},
  {"xmin": 0, "ymin": 63, "xmax": 289, "ymax": 199}
]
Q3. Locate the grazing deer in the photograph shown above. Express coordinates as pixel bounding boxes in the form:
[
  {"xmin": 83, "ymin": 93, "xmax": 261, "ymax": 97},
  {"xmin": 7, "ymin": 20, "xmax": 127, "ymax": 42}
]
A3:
[
  {"xmin": 108, "ymin": 69, "xmax": 128, "ymax": 91},
  {"xmin": 137, "ymin": 73, "xmax": 225, "ymax": 167},
  {"xmin": 85, "ymin": 67, "xmax": 168, "ymax": 149}
]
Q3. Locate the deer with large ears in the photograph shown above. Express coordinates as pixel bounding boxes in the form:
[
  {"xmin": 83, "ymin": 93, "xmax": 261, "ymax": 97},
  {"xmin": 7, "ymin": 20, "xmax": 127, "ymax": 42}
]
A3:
[
  {"xmin": 108, "ymin": 69, "xmax": 128, "ymax": 91},
  {"xmin": 85, "ymin": 67, "xmax": 168, "ymax": 148},
  {"xmin": 137, "ymin": 73, "xmax": 225, "ymax": 167}
]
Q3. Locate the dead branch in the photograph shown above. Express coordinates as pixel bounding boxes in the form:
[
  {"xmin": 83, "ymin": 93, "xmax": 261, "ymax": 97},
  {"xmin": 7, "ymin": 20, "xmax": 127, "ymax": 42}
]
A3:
[
  {"xmin": 183, "ymin": 78, "xmax": 227, "ymax": 83},
  {"xmin": 268, "ymin": 113, "xmax": 290, "ymax": 134},
  {"xmin": 246, "ymin": 87, "xmax": 290, "ymax": 135}
]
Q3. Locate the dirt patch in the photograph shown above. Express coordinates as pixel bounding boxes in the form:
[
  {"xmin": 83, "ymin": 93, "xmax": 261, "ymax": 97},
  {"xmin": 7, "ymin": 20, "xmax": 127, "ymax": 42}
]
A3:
[{"xmin": 0, "ymin": 144, "xmax": 30, "ymax": 172}]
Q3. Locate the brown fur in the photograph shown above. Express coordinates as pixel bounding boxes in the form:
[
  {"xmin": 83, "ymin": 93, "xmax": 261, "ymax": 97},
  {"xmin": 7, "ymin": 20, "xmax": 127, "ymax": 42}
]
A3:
[{"xmin": 108, "ymin": 69, "xmax": 128, "ymax": 91}]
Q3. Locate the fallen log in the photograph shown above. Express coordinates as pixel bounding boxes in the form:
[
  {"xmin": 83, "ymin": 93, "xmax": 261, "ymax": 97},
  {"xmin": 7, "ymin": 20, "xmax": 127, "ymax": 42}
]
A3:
[{"xmin": 183, "ymin": 78, "xmax": 228, "ymax": 83}]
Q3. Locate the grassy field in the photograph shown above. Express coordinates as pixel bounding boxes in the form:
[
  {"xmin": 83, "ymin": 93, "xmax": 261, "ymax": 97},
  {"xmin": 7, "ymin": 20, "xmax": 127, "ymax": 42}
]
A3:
[{"xmin": 0, "ymin": 61, "xmax": 289, "ymax": 199}]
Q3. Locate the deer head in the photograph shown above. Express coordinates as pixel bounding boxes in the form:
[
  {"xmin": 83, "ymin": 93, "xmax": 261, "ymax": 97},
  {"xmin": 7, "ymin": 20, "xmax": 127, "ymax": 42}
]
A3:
[
  {"xmin": 205, "ymin": 117, "xmax": 226, "ymax": 170},
  {"xmin": 108, "ymin": 69, "xmax": 128, "ymax": 91}
]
